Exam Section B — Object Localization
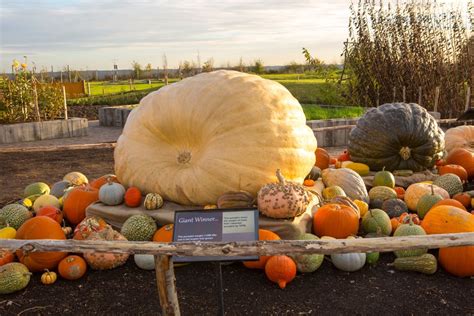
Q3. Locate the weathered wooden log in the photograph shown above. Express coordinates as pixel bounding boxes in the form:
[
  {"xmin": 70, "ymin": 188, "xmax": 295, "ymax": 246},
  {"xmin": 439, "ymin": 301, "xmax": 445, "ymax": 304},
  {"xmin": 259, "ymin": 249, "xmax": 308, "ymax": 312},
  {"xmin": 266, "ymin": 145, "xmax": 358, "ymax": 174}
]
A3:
[
  {"xmin": 0, "ymin": 142, "xmax": 116, "ymax": 153},
  {"xmin": 155, "ymin": 255, "xmax": 180, "ymax": 316},
  {"xmin": 1, "ymin": 232, "xmax": 474, "ymax": 256}
]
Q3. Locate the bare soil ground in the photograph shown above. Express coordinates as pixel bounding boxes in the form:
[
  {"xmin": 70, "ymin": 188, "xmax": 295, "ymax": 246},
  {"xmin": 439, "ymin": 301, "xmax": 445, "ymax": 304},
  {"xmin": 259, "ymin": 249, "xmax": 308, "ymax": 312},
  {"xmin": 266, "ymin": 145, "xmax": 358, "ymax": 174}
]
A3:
[{"xmin": 1, "ymin": 147, "xmax": 473, "ymax": 315}]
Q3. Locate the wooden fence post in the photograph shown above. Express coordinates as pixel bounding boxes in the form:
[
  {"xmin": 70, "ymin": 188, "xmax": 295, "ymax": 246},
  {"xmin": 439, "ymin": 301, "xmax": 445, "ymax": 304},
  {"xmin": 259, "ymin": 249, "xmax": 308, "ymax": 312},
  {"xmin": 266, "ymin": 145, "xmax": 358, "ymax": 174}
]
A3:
[
  {"xmin": 434, "ymin": 86, "xmax": 440, "ymax": 112},
  {"xmin": 129, "ymin": 79, "xmax": 132, "ymax": 91},
  {"xmin": 155, "ymin": 255, "xmax": 180, "ymax": 316},
  {"xmin": 418, "ymin": 86, "xmax": 422, "ymax": 105},
  {"xmin": 87, "ymin": 82, "xmax": 91, "ymax": 96},
  {"xmin": 402, "ymin": 86, "xmax": 406, "ymax": 102},
  {"xmin": 62, "ymin": 85, "xmax": 68, "ymax": 120},
  {"xmin": 392, "ymin": 87, "xmax": 396, "ymax": 102}
]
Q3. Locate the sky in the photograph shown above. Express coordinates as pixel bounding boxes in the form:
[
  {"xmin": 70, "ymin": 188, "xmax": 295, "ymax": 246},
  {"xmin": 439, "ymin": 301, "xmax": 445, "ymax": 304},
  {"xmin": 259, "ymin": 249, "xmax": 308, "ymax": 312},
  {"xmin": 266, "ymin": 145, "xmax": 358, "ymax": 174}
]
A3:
[{"xmin": 0, "ymin": 0, "xmax": 470, "ymax": 72}]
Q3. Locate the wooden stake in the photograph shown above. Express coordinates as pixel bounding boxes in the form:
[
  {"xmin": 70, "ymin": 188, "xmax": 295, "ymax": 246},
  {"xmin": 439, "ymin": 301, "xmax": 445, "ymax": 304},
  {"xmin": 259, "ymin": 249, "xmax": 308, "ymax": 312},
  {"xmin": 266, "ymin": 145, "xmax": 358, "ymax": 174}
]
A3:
[
  {"xmin": 62, "ymin": 85, "xmax": 68, "ymax": 120},
  {"xmin": 434, "ymin": 86, "xmax": 440, "ymax": 112},
  {"xmin": 418, "ymin": 86, "xmax": 422, "ymax": 105},
  {"xmin": 155, "ymin": 255, "xmax": 181, "ymax": 316},
  {"xmin": 129, "ymin": 79, "xmax": 132, "ymax": 91},
  {"xmin": 376, "ymin": 88, "xmax": 380, "ymax": 107},
  {"xmin": 466, "ymin": 86, "xmax": 471, "ymax": 112},
  {"xmin": 87, "ymin": 82, "xmax": 91, "ymax": 96},
  {"xmin": 392, "ymin": 86, "xmax": 396, "ymax": 102},
  {"xmin": 32, "ymin": 82, "xmax": 41, "ymax": 122},
  {"xmin": 402, "ymin": 86, "xmax": 406, "ymax": 102}
]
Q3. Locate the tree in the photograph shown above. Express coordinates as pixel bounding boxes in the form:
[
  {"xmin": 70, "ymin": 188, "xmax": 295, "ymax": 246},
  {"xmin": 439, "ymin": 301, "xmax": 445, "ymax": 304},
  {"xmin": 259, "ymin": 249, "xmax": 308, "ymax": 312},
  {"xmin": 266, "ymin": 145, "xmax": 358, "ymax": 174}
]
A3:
[
  {"xmin": 181, "ymin": 60, "xmax": 195, "ymax": 77},
  {"xmin": 302, "ymin": 48, "xmax": 323, "ymax": 73},
  {"xmin": 145, "ymin": 63, "xmax": 152, "ymax": 79},
  {"xmin": 132, "ymin": 61, "xmax": 142, "ymax": 79},
  {"xmin": 253, "ymin": 59, "xmax": 264, "ymax": 74},
  {"xmin": 237, "ymin": 57, "xmax": 246, "ymax": 72},
  {"xmin": 202, "ymin": 58, "xmax": 214, "ymax": 72},
  {"xmin": 286, "ymin": 61, "xmax": 303, "ymax": 74}
]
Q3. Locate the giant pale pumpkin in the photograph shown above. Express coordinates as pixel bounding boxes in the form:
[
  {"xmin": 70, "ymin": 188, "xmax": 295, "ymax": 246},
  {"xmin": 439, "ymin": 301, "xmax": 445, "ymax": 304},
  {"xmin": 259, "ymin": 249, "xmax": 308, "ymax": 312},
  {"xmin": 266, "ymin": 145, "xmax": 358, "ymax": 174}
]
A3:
[
  {"xmin": 444, "ymin": 125, "xmax": 474, "ymax": 154},
  {"xmin": 115, "ymin": 70, "xmax": 317, "ymax": 205},
  {"xmin": 348, "ymin": 103, "xmax": 444, "ymax": 172}
]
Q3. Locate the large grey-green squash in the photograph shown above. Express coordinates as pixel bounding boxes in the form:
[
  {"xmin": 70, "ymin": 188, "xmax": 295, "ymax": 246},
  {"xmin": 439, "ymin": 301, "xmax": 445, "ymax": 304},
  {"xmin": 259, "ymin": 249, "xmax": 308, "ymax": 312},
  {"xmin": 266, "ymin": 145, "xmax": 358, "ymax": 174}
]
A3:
[{"xmin": 348, "ymin": 103, "xmax": 444, "ymax": 172}]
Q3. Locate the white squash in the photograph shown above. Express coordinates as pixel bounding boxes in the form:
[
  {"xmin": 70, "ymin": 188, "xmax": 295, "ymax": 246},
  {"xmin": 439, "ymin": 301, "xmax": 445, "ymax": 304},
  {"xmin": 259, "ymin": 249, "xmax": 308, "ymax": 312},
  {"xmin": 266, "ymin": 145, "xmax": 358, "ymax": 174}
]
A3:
[
  {"xmin": 115, "ymin": 70, "xmax": 317, "ymax": 205},
  {"xmin": 331, "ymin": 252, "xmax": 366, "ymax": 272},
  {"xmin": 134, "ymin": 254, "xmax": 156, "ymax": 270}
]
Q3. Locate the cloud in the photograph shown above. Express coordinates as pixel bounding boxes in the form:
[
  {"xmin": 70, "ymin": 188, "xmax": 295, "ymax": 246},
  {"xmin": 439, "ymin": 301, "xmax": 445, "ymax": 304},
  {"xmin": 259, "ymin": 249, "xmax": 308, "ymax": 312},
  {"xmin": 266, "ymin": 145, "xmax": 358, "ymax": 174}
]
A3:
[{"xmin": 3, "ymin": 0, "xmax": 466, "ymax": 70}]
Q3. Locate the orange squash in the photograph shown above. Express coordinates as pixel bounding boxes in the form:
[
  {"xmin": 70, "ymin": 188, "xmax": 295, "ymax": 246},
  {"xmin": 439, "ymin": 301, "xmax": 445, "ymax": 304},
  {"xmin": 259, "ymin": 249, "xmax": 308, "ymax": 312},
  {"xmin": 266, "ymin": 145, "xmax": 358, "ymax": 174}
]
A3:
[
  {"xmin": 437, "ymin": 165, "xmax": 468, "ymax": 182},
  {"xmin": 452, "ymin": 193, "xmax": 471, "ymax": 209},
  {"xmin": 430, "ymin": 198, "xmax": 467, "ymax": 212},
  {"xmin": 303, "ymin": 179, "xmax": 315, "ymax": 187},
  {"xmin": 73, "ymin": 216, "xmax": 109, "ymax": 240},
  {"xmin": 16, "ymin": 217, "xmax": 67, "ymax": 272},
  {"xmin": 58, "ymin": 255, "xmax": 87, "ymax": 280},
  {"xmin": 394, "ymin": 187, "xmax": 405, "ymax": 200},
  {"xmin": 83, "ymin": 227, "xmax": 129, "ymax": 270},
  {"xmin": 313, "ymin": 203, "xmax": 359, "ymax": 238},
  {"xmin": 0, "ymin": 250, "xmax": 15, "ymax": 266},
  {"xmin": 421, "ymin": 205, "xmax": 474, "ymax": 235},
  {"xmin": 153, "ymin": 224, "xmax": 174, "ymax": 242},
  {"xmin": 438, "ymin": 246, "xmax": 474, "ymax": 277},
  {"xmin": 315, "ymin": 148, "xmax": 330, "ymax": 170},
  {"xmin": 390, "ymin": 218, "xmax": 400, "ymax": 234},
  {"xmin": 124, "ymin": 187, "xmax": 142, "ymax": 207},
  {"xmin": 36, "ymin": 206, "xmax": 63, "ymax": 224},
  {"xmin": 243, "ymin": 229, "xmax": 280, "ymax": 269},
  {"xmin": 89, "ymin": 174, "xmax": 120, "ymax": 190},
  {"xmin": 446, "ymin": 148, "xmax": 474, "ymax": 178},
  {"xmin": 63, "ymin": 186, "xmax": 99, "ymax": 225},
  {"xmin": 264, "ymin": 255, "xmax": 297, "ymax": 289}
]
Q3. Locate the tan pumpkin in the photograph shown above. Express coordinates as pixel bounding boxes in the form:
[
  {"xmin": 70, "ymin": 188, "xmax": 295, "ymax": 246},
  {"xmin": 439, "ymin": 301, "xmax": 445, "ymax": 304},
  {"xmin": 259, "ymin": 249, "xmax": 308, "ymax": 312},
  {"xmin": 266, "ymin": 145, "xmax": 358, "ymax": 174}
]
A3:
[
  {"xmin": 315, "ymin": 148, "xmax": 330, "ymax": 170},
  {"xmin": 444, "ymin": 125, "xmax": 474, "ymax": 154},
  {"xmin": 404, "ymin": 183, "xmax": 449, "ymax": 211},
  {"xmin": 321, "ymin": 168, "xmax": 369, "ymax": 203},
  {"xmin": 115, "ymin": 70, "xmax": 317, "ymax": 205},
  {"xmin": 83, "ymin": 227, "xmax": 129, "ymax": 270}
]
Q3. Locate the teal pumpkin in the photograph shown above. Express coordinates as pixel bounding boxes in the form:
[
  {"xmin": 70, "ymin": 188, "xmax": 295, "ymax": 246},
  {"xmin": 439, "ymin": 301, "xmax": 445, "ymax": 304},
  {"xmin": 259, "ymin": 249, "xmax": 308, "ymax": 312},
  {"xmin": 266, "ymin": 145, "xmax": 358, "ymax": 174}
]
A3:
[{"xmin": 99, "ymin": 179, "xmax": 126, "ymax": 206}]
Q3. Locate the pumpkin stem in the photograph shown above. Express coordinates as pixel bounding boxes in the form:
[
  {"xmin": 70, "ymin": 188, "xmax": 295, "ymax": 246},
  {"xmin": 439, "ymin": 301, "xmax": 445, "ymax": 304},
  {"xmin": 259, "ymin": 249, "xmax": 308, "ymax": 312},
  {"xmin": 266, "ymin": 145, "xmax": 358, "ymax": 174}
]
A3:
[
  {"xmin": 429, "ymin": 184, "xmax": 434, "ymax": 195},
  {"xmin": 276, "ymin": 169, "xmax": 286, "ymax": 185},
  {"xmin": 399, "ymin": 147, "xmax": 411, "ymax": 161},
  {"xmin": 278, "ymin": 280, "xmax": 287, "ymax": 289}
]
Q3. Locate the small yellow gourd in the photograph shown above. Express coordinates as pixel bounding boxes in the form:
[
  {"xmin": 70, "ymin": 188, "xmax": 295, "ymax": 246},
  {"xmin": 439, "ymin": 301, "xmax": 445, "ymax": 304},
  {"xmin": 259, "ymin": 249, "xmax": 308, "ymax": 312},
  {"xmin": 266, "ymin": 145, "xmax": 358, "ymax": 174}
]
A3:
[
  {"xmin": 0, "ymin": 226, "xmax": 16, "ymax": 239},
  {"xmin": 353, "ymin": 200, "xmax": 369, "ymax": 218},
  {"xmin": 41, "ymin": 270, "xmax": 57, "ymax": 285},
  {"xmin": 144, "ymin": 193, "xmax": 164, "ymax": 210}
]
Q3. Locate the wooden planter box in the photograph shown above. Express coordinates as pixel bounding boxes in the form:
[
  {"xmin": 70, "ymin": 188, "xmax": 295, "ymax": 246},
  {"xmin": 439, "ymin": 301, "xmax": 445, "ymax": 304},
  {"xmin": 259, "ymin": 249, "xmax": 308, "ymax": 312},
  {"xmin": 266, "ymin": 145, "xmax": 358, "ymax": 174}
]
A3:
[{"xmin": 0, "ymin": 118, "xmax": 88, "ymax": 144}]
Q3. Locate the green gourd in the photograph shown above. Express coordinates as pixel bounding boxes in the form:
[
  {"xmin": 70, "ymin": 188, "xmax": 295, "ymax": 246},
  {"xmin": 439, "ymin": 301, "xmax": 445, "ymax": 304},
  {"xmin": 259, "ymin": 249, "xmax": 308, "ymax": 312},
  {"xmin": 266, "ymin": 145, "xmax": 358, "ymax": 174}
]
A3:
[
  {"xmin": 0, "ymin": 204, "xmax": 32, "ymax": 229},
  {"xmin": 289, "ymin": 233, "xmax": 324, "ymax": 273},
  {"xmin": 432, "ymin": 173, "xmax": 463, "ymax": 197},
  {"xmin": 0, "ymin": 263, "xmax": 32, "ymax": 294},
  {"xmin": 373, "ymin": 167, "xmax": 395, "ymax": 188},
  {"xmin": 393, "ymin": 217, "xmax": 427, "ymax": 257},
  {"xmin": 368, "ymin": 186, "xmax": 397, "ymax": 202},
  {"xmin": 392, "ymin": 254, "xmax": 437, "ymax": 275},
  {"xmin": 362, "ymin": 209, "xmax": 392, "ymax": 236},
  {"xmin": 305, "ymin": 166, "xmax": 321, "ymax": 181},
  {"xmin": 382, "ymin": 198, "xmax": 408, "ymax": 218},
  {"xmin": 121, "ymin": 214, "xmax": 157, "ymax": 241},
  {"xmin": 416, "ymin": 185, "xmax": 443, "ymax": 219}
]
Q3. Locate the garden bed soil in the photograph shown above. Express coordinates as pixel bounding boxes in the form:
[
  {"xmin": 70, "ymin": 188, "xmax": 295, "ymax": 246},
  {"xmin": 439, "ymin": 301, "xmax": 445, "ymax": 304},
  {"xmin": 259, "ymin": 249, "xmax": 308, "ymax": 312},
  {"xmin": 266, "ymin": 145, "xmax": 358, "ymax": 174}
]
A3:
[
  {"xmin": 67, "ymin": 105, "xmax": 104, "ymax": 120},
  {"xmin": 0, "ymin": 147, "xmax": 473, "ymax": 315}
]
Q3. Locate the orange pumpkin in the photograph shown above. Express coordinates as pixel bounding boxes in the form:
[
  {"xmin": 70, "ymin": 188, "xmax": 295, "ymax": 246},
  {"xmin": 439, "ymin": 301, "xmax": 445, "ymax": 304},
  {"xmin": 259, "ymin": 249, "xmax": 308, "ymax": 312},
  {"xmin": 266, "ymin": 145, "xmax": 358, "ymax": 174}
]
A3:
[
  {"xmin": 337, "ymin": 149, "xmax": 351, "ymax": 162},
  {"xmin": 303, "ymin": 179, "xmax": 315, "ymax": 187},
  {"xmin": 446, "ymin": 148, "xmax": 474, "ymax": 178},
  {"xmin": 63, "ymin": 186, "xmax": 99, "ymax": 225},
  {"xmin": 0, "ymin": 250, "xmax": 15, "ymax": 266},
  {"xmin": 452, "ymin": 193, "xmax": 471, "ymax": 209},
  {"xmin": 438, "ymin": 246, "xmax": 474, "ymax": 277},
  {"xmin": 153, "ymin": 224, "xmax": 174, "ymax": 242},
  {"xmin": 394, "ymin": 187, "xmax": 405, "ymax": 200},
  {"xmin": 264, "ymin": 255, "xmax": 297, "ymax": 289},
  {"xmin": 83, "ymin": 227, "xmax": 129, "ymax": 270},
  {"xmin": 58, "ymin": 255, "xmax": 87, "ymax": 280},
  {"xmin": 313, "ymin": 203, "xmax": 359, "ymax": 238},
  {"xmin": 124, "ymin": 187, "xmax": 142, "ymax": 207},
  {"xmin": 437, "ymin": 165, "xmax": 468, "ymax": 182},
  {"xmin": 16, "ymin": 216, "xmax": 67, "ymax": 272},
  {"xmin": 390, "ymin": 218, "xmax": 400, "ymax": 234},
  {"xmin": 36, "ymin": 206, "xmax": 63, "ymax": 224},
  {"xmin": 398, "ymin": 212, "xmax": 421, "ymax": 225},
  {"xmin": 243, "ymin": 229, "xmax": 280, "ymax": 269},
  {"xmin": 315, "ymin": 148, "xmax": 330, "ymax": 170},
  {"xmin": 89, "ymin": 174, "xmax": 120, "ymax": 190},
  {"xmin": 430, "ymin": 198, "xmax": 467, "ymax": 212},
  {"xmin": 421, "ymin": 205, "xmax": 474, "ymax": 235}
]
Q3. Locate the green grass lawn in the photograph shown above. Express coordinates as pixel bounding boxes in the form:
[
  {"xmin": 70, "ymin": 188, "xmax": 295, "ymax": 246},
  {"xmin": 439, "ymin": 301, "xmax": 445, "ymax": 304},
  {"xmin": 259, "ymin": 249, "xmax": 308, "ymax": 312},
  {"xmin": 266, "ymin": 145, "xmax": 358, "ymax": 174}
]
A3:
[
  {"xmin": 302, "ymin": 104, "xmax": 364, "ymax": 120},
  {"xmin": 88, "ymin": 79, "xmax": 179, "ymax": 95}
]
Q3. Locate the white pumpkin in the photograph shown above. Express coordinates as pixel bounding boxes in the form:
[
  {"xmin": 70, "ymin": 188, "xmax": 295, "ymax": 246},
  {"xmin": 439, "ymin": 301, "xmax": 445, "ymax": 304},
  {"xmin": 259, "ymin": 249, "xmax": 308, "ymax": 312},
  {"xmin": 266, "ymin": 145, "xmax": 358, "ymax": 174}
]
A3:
[
  {"xmin": 115, "ymin": 70, "xmax": 317, "ymax": 205},
  {"xmin": 444, "ymin": 125, "xmax": 474, "ymax": 154},
  {"xmin": 331, "ymin": 252, "xmax": 366, "ymax": 272},
  {"xmin": 99, "ymin": 181, "xmax": 126, "ymax": 206},
  {"xmin": 134, "ymin": 254, "xmax": 156, "ymax": 270}
]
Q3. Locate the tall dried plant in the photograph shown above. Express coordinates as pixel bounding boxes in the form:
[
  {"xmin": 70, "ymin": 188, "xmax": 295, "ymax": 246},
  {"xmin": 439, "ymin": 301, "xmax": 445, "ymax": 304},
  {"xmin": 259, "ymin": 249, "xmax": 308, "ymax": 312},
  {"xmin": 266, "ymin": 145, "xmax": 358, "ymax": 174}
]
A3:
[{"xmin": 344, "ymin": 0, "xmax": 472, "ymax": 117}]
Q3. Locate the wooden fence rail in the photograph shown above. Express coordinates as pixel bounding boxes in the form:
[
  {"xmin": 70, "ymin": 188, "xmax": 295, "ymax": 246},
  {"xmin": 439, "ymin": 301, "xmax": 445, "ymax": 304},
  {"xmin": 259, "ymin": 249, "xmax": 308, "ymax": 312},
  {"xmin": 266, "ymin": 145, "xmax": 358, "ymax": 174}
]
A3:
[{"xmin": 2, "ymin": 232, "xmax": 474, "ymax": 256}]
